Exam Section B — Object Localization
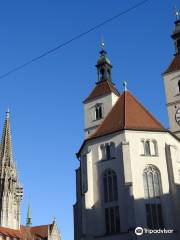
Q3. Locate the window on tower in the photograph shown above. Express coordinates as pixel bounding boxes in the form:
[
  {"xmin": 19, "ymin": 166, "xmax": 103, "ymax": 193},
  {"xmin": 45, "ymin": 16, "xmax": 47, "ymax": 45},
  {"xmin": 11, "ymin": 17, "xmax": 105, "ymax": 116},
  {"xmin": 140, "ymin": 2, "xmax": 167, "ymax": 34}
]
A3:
[
  {"xmin": 143, "ymin": 165, "xmax": 164, "ymax": 229},
  {"xmin": 95, "ymin": 104, "xmax": 103, "ymax": 120}
]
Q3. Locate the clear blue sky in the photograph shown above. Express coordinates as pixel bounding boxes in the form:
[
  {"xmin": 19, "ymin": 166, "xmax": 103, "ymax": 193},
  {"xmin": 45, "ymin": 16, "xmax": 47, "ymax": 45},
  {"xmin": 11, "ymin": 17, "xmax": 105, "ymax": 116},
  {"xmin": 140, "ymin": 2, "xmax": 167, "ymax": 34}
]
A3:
[{"xmin": 0, "ymin": 0, "xmax": 178, "ymax": 239}]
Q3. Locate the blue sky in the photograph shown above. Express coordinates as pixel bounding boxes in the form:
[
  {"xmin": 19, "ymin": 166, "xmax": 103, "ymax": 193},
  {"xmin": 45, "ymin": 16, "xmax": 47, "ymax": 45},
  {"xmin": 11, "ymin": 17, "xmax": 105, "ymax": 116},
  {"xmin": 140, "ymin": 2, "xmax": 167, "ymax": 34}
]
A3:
[{"xmin": 0, "ymin": 0, "xmax": 178, "ymax": 239}]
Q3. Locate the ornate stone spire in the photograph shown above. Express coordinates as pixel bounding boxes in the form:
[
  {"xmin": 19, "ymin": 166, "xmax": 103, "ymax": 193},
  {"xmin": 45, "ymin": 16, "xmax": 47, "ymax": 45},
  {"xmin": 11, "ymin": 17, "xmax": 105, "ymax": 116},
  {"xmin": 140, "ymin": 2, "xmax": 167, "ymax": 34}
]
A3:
[
  {"xmin": 0, "ymin": 110, "xmax": 23, "ymax": 229},
  {"xmin": 0, "ymin": 109, "xmax": 13, "ymax": 168},
  {"xmin": 96, "ymin": 41, "xmax": 112, "ymax": 83},
  {"xmin": 26, "ymin": 204, "xmax": 32, "ymax": 227}
]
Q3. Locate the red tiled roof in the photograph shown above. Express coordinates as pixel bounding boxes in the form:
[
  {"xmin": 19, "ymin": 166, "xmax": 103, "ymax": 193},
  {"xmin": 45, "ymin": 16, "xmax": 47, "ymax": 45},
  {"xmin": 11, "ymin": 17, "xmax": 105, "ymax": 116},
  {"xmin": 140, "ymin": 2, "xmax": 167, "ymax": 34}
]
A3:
[
  {"xmin": 0, "ymin": 226, "xmax": 22, "ymax": 238},
  {"xmin": 89, "ymin": 91, "xmax": 165, "ymax": 139},
  {"xmin": 83, "ymin": 80, "xmax": 119, "ymax": 103},
  {"xmin": 164, "ymin": 54, "xmax": 180, "ymax": 74},
  {"xmin": 30, "ymin": 225, "xmax": 49, "ymax": 238},
  {"xmin": 0, "ymin": 225, "xmax": 50, "ymax": 239}
]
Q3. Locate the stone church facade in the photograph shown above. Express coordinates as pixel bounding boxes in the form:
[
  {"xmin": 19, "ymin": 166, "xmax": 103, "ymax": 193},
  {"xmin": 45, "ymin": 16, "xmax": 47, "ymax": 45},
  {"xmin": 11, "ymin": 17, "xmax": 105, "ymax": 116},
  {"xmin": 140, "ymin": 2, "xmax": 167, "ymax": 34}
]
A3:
[
  {"xmin": 0, "ymin": 111, "xmax": 61, "ymax": 239},
  {"xmin": 74, "ymin": 17, "xmax": 180, "ymax": 240}
]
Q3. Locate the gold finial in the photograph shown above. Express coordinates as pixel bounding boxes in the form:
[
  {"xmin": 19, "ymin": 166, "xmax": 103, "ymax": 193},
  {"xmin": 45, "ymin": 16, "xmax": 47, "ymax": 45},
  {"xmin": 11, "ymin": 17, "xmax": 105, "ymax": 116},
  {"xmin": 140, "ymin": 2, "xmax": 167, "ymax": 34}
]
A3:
[{"xmin": 174, "ymin": 5, "xmax": 179, "ymax": 20}]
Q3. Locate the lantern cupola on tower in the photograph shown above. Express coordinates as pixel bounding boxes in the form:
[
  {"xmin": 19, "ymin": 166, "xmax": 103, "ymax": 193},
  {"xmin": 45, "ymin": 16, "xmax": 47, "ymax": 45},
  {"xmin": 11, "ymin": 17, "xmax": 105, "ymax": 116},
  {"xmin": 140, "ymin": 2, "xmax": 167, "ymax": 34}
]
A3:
[
  {"xmin": 96, "ymin": 41, "xmax": 112, "ymax": 82},
  {"xmin": 172, "ymin": 7, "xmax": 180, "ymax": 55}
]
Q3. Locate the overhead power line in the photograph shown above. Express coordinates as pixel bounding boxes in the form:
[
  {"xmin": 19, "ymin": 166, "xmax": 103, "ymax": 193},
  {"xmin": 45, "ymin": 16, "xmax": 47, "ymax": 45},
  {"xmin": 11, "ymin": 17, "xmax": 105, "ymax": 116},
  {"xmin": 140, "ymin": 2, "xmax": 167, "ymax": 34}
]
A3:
[{"xmin": 0, "ymin": 0, "xmax": 150, "ymax": 80}]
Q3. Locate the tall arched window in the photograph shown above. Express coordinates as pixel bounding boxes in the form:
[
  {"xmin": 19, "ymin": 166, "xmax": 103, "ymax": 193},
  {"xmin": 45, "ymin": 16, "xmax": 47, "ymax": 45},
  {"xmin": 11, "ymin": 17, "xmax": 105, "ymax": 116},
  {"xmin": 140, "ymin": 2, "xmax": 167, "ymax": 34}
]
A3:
[
  {"xmin": 103, "ymin": 169, "xmax": 118, "ymax": 203},
  {"xmin": 143, "ymin": 165, "xmax": 164, "ymax": 229}
]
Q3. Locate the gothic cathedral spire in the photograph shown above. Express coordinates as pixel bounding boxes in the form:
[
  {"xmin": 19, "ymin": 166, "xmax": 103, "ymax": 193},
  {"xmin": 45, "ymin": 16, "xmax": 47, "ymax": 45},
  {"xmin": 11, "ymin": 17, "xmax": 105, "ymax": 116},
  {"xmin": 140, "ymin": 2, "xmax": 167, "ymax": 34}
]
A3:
[
  {"xmin": 0, "ymin": 110, "xmax": 23, "ymax": 229},
  {"xmin": 1, "ymin": 109, "xmax": 13, "ymax": 169}
]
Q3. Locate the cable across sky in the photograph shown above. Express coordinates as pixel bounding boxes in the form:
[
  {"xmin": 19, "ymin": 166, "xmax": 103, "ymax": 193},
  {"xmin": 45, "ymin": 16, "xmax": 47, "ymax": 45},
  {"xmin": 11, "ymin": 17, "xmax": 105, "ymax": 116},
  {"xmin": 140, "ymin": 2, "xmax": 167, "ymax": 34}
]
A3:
[{"xmin": 0, "ymin": 0, "xmax": 150, "ymax": 80}]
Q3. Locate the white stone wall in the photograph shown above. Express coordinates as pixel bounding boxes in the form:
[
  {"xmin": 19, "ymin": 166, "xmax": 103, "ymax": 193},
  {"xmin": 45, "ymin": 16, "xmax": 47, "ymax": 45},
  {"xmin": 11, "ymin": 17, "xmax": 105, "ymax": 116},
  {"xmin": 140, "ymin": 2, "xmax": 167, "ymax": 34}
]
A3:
[{"xmin": 76, "ymin": 130, "xmax": 180, "ymax": 240}]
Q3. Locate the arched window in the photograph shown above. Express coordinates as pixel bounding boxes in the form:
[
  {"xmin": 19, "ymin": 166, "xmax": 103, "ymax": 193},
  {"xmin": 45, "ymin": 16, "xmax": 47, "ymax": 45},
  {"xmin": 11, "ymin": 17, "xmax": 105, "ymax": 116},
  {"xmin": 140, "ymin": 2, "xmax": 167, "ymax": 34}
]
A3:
[
  {"xmin": 103, "ymin": 169, "xmax": 118, "ymax": 203},
  {"xmin": 144, "ymin": 141, "xmax": 151, "ymax": 156},
  {"xmin": 95, "ymin": 104, "xmax": 103, "ymax": 120},
  {"xmin": 143, "ymin": 165, "xmax": 164, "ymax": 229}
]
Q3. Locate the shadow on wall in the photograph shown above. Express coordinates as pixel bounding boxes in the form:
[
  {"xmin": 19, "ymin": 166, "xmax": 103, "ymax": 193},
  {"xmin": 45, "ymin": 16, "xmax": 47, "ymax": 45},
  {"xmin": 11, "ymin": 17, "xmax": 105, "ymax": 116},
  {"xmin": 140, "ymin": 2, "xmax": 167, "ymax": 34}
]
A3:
[{"xmin": 74, "ymin": 191, "xmax": 180, "ymax": 240}]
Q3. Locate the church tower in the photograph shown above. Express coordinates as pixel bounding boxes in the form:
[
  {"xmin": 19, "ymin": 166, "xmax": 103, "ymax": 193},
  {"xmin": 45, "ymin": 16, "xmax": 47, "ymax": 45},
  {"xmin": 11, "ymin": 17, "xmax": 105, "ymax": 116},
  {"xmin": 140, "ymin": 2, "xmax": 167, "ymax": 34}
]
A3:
[
  {"xmin": 0, "ymin": 110, "xmax": 23, "ymax": 229},
  {"xmin": 163, "ymin": 9, "xmax": 180, "ymax": 138},
  {"xmin": 74, "ymin": 43, "xmax": 180, "ymax": 240},
  {"xmin": 83, "ymin": 42, "xmax": 119, "ymax": 138}
]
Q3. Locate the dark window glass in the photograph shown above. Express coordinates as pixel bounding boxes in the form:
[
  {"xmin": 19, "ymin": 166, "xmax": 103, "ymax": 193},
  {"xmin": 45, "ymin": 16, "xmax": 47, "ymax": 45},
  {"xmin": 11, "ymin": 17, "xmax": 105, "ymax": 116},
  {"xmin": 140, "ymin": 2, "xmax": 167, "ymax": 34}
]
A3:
[
  {"xmin": 105, "ymin": 208, "xmax": 110, "ymax": 234},
  {"xmin": 105, "ymin": 207, "xmax": 120, "ymax": 234},
  {"xmin": 103, "ymin": 177, "xmax": 108, "ymax": 202},
  {"xmin": 178, "ymin": 80, "xmax": 180, "ymax": 93},
  {"xmin": 146, "ymin": 204, "xmax": 152, "ymax": 229},
  {"xmin": 145, "ymin": 141, "xmax": 151, "ymax": 155},
  {"xmin": 106, "ymin": 144, "xmax": 111, "ymax": 159},
  {"xmin": 146, "ymin": 204, "xmax": 164, "ymax": 229},
  {"xmin": 95, "ymin": 105, "xmax": 103, "ymax": 120},
  {"xmin": 103, "ymin": 169, "xmax": 118, "ymax": 203},
  {"xmin": 157, "ymin": 204, "xmax": 164, "ymax": 228}
]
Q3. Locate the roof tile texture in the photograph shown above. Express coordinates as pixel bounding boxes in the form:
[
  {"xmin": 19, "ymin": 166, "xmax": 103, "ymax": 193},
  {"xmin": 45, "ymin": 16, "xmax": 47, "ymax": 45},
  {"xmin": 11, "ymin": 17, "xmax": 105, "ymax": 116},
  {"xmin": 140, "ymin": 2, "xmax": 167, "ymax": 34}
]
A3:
[
  {"xmin": 0, "ymin": 224, "xmax": 50, "ymax": 239},
  {"xmin": 90, "ymin": 91, "xmax": 165, "ymax": 139},
  {"xmin": 84, "ymin": 80, "xmax": 119, "ymax": 103}
]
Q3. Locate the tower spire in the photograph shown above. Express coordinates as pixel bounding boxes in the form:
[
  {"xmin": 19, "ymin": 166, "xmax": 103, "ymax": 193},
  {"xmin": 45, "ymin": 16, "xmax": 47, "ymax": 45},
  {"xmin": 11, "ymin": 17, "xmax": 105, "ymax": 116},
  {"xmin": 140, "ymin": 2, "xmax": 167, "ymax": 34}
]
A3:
[
  {"xmin": 96, "ymin": 41, "xmax": 112, "ymax": 83},
  {"xmin": 0, "ymin": 110, "xmax": 23, "ymax": 229},
  {"xmin": 26, "ymin": 204, "xmax": 32, "ymax": 227},
  {"xmin": 1, "ymin": 109, "xmax": 13, "ymax": 167}
]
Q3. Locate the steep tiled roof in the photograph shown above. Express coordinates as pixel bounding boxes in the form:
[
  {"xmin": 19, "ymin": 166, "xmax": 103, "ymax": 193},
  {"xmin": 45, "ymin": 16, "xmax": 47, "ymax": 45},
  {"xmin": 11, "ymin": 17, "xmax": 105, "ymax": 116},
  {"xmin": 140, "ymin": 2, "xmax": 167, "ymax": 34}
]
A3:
[
  {"xmin": 89, "ymin": 91, "xmax": 165, "ymax": 139},
  {"xmin": 83, "ymin": 80, "xmax": 119, "ymax": 103},
  {"xmin": 164, "ymin": 54, "xmax": 180, "ymax": 74},
  {"xmin": 0, "ymin": 225, "xmax": 50, "ymax": 239}
]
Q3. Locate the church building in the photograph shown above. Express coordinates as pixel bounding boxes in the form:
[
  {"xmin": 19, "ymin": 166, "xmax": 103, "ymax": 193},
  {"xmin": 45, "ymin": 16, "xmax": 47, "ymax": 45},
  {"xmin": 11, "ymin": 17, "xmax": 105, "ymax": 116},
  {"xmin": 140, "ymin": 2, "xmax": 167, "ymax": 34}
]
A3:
[
  {"xmin": 74, "ymin": 17, "xmax": 180, "ymax": 240},
  {"xmin": 0, "ymin": 111, "xmax": 61, "ymax": 240}
]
